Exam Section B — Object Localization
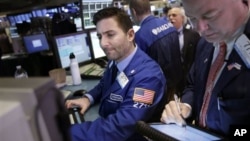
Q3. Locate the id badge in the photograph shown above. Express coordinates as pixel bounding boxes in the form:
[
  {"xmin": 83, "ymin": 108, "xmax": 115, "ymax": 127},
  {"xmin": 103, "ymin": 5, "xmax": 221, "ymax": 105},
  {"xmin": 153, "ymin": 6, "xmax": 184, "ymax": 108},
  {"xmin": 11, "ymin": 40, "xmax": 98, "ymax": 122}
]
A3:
[
  {"xmin": 117, "ymin": 72, "xmax": 129, "ymax": 89},
  {"xmin": 234, "ymin": 34, "xmax": 250, "ymax": 68}
]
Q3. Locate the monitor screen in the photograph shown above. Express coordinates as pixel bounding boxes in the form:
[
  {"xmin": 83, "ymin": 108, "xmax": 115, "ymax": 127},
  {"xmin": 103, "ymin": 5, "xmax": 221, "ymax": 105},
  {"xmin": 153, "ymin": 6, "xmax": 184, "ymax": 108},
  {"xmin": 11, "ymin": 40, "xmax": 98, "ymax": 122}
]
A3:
[
  {"xmin": 74, "ymin": 17, "xmax": 82, "ymax": 31},
  {"xmin": 7, "ymin": 16, "xmax": 16, "ymax": 26},
  {"xmin": 23, "ymin": 33, "xmax": 50, "ymax": 54},
  {"xmin": 150, "ymin": 123, "xmax": 223, "ymax": 141},
  {"xmin": 53, "ymin": 31, "xmax": 92, "ymax": 68},
  {"xmin": 9, "ymin": 26, "xmax": 19, "ymax": 38},
  {"xmin": 89, "ymin": 30, "xmax": 106, "ymax": 59},
  {"xmin": 136, "ymin": 121, "xmax": 224, "ymax": 141}
]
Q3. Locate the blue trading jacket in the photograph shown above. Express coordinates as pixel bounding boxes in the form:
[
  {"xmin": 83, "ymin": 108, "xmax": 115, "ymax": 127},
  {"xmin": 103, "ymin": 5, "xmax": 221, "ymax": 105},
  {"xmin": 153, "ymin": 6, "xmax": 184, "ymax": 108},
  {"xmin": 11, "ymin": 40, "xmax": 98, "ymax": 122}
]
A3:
[
  {"xmin": 135, "ymin": 15, "xmax": 182, "ymax": 90},
  {"xmin": 70, "ymin": 48, "xmax": 166, "ymax": 141},
  {"xmin": 135, "ymin": 15, "xmax": 176, "ymax": 53}
]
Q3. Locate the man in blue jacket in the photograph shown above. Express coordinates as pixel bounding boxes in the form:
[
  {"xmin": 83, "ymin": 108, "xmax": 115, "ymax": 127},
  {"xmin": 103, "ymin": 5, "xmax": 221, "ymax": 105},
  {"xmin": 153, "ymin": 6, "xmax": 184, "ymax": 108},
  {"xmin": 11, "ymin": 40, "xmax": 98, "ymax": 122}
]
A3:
[
  {"xmin": 65, "ymin": 7, "xmax": 166, "ymax": 141},
  {"xmin": 129, "ymin": 0, "xmax": 183, "ymax": 121},
  {"xmin": 161, "ymin": 0, "xmax": 250, "ymax": 138}
]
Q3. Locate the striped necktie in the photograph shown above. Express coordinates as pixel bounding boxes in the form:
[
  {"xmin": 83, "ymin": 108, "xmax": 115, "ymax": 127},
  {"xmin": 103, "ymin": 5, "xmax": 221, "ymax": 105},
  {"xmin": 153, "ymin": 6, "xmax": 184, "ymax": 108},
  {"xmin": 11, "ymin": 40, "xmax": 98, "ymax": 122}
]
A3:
[{"xmin": 199, "ymin": 42, "xmax": 227, "ymax": 127}]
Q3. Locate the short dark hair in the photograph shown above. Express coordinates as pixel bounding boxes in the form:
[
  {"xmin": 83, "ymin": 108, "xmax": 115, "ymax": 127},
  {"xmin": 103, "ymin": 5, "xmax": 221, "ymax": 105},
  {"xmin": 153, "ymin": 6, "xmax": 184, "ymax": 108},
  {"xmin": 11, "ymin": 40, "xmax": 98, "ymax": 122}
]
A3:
[
  {"xmin": 129, "ymin": 0, "xmax": 151, "ymax": 16},
  {"xmin": 93, "ymin": 7, "xmax": 133, "ymax": 33}
]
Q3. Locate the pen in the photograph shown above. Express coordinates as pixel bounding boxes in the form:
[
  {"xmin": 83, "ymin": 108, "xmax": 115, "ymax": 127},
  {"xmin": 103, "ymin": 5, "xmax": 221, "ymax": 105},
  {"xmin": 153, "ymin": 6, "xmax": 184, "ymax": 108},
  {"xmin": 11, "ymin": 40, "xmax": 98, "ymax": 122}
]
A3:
[{"xmin": 174, "ymin": 94, "xmax": 187, "ymax": 127}]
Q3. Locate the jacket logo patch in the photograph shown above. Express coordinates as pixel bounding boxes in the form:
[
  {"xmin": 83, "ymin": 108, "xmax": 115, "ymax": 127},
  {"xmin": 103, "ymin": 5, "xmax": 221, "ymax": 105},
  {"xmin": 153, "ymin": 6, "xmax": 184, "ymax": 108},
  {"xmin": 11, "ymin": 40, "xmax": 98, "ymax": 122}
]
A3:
[
  {"xmin": 152, "ymin": 23, "xmax": 173, "ymax": 35},
  {"xmin": 110, "ymin": 93, "xmax": 123, "ymax": 102}
]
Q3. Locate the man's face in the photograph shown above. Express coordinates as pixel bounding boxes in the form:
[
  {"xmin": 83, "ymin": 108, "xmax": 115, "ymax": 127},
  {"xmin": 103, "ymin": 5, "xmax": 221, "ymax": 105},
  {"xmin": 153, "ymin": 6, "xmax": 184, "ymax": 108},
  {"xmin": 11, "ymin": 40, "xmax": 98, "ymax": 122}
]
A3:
[
  {"xmin": 96, "ymin": 17, "xmax": 134, "ymax": 62},
  {"xmin": 183, "ymin": 0, "xmax": 244, "ymax": 42},
  {"xmin": 168, "ymin": 8, "xmax": 184, "ymax": 30}
]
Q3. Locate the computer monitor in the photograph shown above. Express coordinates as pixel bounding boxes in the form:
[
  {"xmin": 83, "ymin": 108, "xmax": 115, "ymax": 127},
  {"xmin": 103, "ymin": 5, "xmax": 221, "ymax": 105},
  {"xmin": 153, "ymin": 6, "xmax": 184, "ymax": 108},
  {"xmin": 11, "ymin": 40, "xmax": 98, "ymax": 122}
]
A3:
[
  {"xmin": 23, "ymin": 33, "xmax": 50, "ymax": 54},
  {"xmin": 9, "ymin": 26, "xmax": 19, "ymax": 38},
  {"xmin": 0, "ymin": 77, "xmax": 71, "ymax": 141},
  {"xmin": 53, "ymin": 31, "xmax": 92, "ymax": 68},
  {"xmin": 89, "ymin": 30, "xmax": 106, "ymax": 59},
  {"xmin": 74, "ymin": 17, "xmax": 82, "ymax": 31}
]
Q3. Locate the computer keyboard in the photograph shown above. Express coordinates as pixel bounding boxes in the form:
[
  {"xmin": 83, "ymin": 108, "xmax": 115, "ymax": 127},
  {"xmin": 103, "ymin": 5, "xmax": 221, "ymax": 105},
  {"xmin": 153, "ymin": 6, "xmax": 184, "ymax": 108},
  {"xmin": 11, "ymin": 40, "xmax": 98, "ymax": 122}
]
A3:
[{"xmin": 79, "ymin": 63, "xmax": 105, "ymax": 79}]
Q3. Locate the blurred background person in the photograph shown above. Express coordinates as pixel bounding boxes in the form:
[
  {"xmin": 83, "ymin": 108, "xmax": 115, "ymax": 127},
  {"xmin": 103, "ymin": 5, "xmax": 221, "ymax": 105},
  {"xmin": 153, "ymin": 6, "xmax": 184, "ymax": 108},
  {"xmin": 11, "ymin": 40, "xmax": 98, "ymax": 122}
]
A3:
[
  {"xmin": 129, "ymin": 0, "xmax": 183, "ymax": 121},
  {"xmin": 167, "ymin": 7, "xmax": 200, "ymax": 95},
  {"xmin": 162, "ymin": 6, "xmax": 171, "ymax": 21},
  {"xmin": 51, "ymin": 13, "xmax": 77, "ymax": 36}
]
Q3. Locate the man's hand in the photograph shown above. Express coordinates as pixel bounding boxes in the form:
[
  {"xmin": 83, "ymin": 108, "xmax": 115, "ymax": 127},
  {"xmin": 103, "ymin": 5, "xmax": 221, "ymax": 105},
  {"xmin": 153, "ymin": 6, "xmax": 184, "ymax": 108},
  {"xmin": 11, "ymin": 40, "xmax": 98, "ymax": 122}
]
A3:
[
  {"xmin": 65, "ymin": 97, "xmax": 91, "ymax": 114},
  {"xmin": 161, "ymin": 101, "xmax": 192, "ymax": 126}
]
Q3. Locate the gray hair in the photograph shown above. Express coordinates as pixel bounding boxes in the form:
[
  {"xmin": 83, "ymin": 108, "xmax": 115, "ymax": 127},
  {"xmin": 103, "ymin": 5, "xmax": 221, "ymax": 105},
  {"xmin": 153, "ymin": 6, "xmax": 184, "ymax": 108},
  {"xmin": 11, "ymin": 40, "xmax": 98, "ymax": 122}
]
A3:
[{"xmin": 179, "ymin": 7, "xmax": 188, "ymax": 24}]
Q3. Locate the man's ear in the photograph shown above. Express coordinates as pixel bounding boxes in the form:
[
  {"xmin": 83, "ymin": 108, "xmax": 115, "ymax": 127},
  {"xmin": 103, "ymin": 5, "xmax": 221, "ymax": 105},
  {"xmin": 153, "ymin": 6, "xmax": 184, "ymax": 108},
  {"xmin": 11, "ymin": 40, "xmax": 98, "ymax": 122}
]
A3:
[{"xmin": 127, "ymin": 28, "xmax": 135, "ymax": 42}]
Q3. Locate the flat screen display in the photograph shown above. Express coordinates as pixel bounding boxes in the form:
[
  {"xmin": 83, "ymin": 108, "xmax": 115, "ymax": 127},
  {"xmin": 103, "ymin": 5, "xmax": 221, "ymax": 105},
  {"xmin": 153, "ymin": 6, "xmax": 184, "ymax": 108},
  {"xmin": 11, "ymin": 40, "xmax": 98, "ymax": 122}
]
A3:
[
  {"xmin": 89, "ymin": 30, "xmax": 106, "ymax": 59},
  {"xmin": 23, "ymin": 33, "xmax": 49, "ymax": 54},
  {"xmin": 53, "ymin": 31, "xmax": 91, "ymax": 68},
  {"xmin": 149, "ymin": 123, "xmax": 223, "ymax": 141}
]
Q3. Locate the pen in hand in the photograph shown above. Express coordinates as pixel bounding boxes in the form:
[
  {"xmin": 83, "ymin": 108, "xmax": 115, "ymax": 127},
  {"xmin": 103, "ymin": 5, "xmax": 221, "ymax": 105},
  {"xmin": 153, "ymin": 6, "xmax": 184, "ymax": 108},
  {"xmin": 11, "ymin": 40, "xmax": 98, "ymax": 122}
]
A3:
[{"xmin": 174, "ymin": 94, "xmax": 187, "ymax": 127}]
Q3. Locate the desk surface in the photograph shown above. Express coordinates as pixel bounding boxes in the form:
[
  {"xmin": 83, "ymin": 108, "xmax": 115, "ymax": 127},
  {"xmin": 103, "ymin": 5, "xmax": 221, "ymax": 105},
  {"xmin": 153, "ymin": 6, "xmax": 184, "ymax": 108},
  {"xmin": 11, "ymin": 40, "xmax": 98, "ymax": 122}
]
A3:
[
  {"xmin": 61, "ymin": 76, "xmax": 100, "ymax": 121},
  {"xmin": 1, "ymin": 53, "xmax": 28, "ymax": 60},
  {"xmin": 61, "ymin": 78, "xmax": 99, "ymax": 92}
]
